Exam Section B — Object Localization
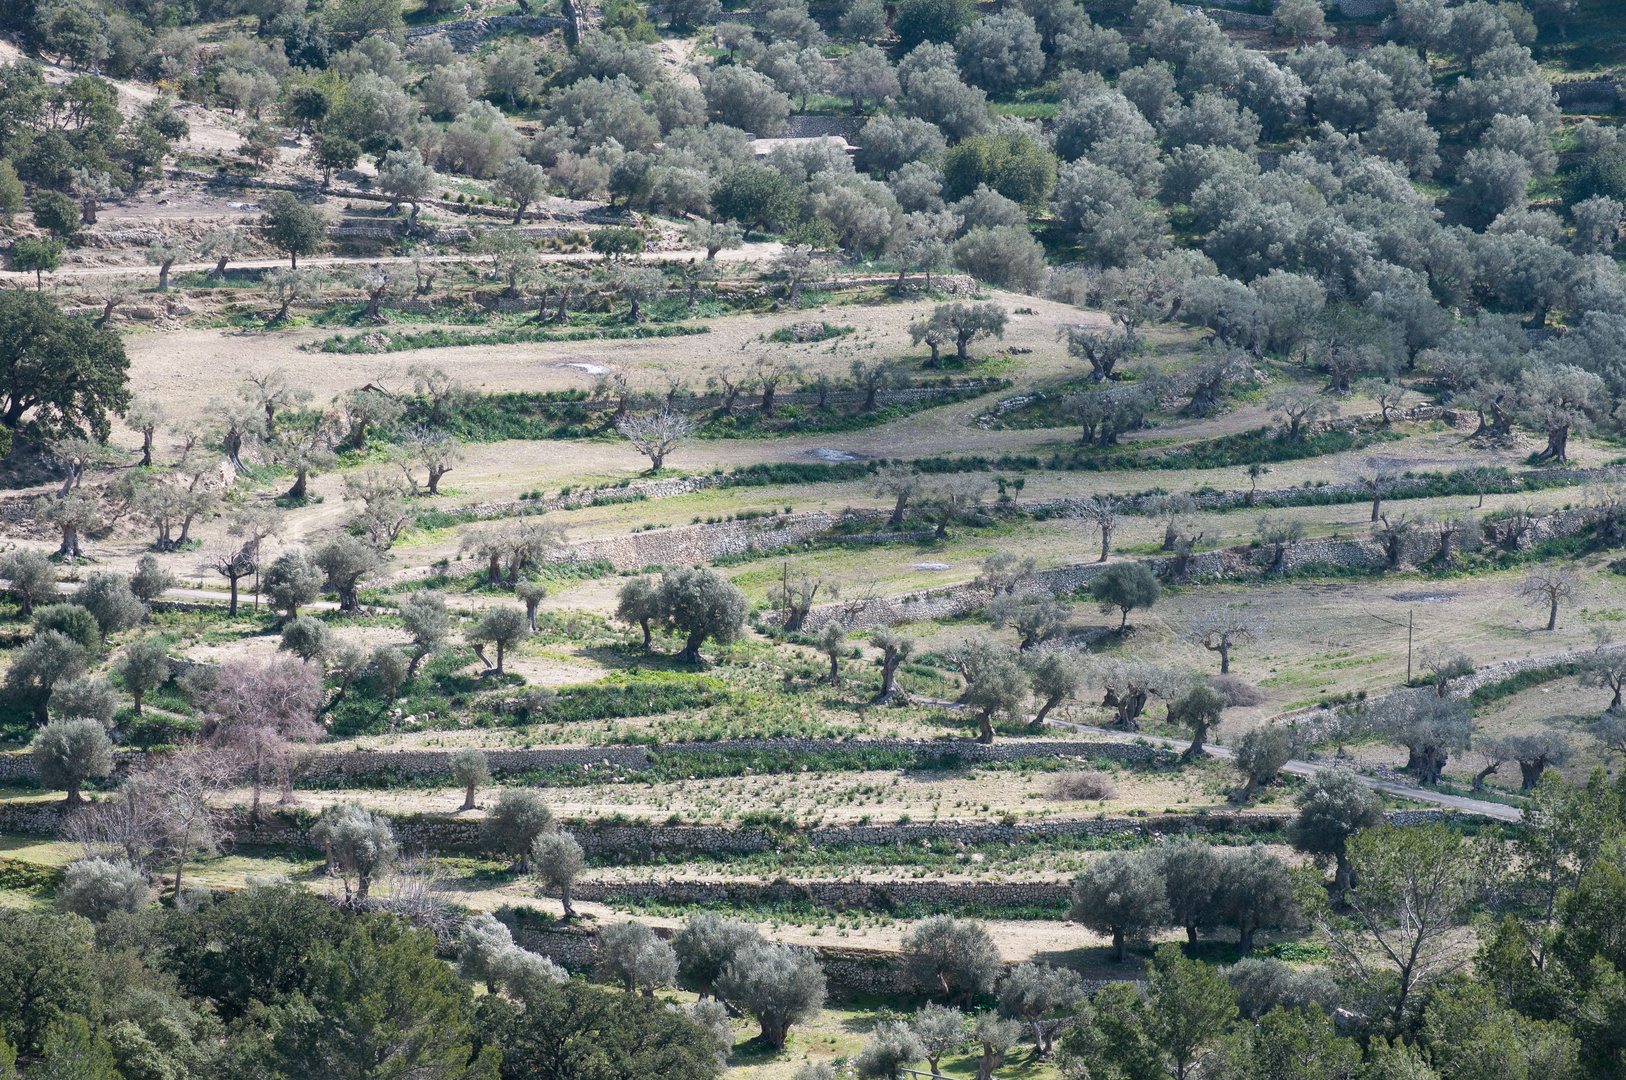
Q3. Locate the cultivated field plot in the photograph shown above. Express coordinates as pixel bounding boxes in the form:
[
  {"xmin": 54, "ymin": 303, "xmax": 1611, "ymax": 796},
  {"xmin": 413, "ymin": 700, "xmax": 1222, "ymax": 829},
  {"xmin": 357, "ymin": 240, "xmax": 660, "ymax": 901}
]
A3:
[{"xmin": 1, "ymin": 0, "xmax": 1625, "ymax": 1077}]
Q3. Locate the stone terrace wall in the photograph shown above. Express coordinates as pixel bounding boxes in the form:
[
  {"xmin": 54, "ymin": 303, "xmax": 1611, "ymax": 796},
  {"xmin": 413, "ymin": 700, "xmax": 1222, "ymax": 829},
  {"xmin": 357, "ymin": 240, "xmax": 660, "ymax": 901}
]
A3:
[
  {"xmin": 0, "ymin": 736, "xmax": 1151, "ymax": 786},
  {"xmin": 572, "ymin": 878, "xmax": 1072, "ymax": 910},
  {"xmin": 562, "ymin": 511, "xmax": 840, "ymax": 570},
  {"xmin": 404, "ymin": 14, "xmax": 572, "ymax": 49},
  {"xmin": 0, "ymin": 799, "xmax": 1294, "ymax": 853},
  {"xmin": 506, "ymin": 924, "xmax": 933, "ymax": 994},
  {"xmin": 795, "ymin": 501, "xmax": 1610, "ymax": 631}
]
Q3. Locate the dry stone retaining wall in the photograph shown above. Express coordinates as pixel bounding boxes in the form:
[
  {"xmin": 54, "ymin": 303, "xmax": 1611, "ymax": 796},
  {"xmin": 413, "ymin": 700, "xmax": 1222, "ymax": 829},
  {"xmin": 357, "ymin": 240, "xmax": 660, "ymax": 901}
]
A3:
[
  {"xmin": 558, "ymin": 511, "xmax": 842, "ymax": 571},
  {"xmin": 572, "ymin": 878, "xmax": 1073, "ymax": 910},
  {"xmin": 404, "ymin": 14, "xmax": 572, "ymax": 49},
  {"xmin": 0, "ymin": 736, "xmax": 1149, "ymax": 786},
  {"xmin": 0, "ymin": 797, "xmax": 1488, "ymax": 854},
  {"xmin": 794, "ymin": 499, "xmax": 1612, "ymax": 631}
]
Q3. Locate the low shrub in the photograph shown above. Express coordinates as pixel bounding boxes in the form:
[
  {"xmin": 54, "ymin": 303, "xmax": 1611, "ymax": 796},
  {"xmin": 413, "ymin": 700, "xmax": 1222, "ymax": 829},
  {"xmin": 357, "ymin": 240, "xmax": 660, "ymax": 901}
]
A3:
[{"xmin": 1048, "ymin": 771, "xmax": 1118, "ymax": 801}]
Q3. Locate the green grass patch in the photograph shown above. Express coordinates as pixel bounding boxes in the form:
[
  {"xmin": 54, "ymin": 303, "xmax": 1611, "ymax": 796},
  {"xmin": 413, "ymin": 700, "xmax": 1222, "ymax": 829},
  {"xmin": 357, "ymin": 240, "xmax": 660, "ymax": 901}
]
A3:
[
  {"xmin": 1468, "ymin": 662, "xmax": 1580, "ymax": 709},
  {"xmin": 765, "ymin": 322, "xmax": 854, "ymax": 343}
]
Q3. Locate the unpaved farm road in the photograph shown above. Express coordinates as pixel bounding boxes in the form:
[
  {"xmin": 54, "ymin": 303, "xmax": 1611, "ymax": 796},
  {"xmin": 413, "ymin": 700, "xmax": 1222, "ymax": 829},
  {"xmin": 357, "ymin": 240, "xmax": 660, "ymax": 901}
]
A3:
[
  {"xmin": 0, "ymin": 243, "xmax": 788, "ymax": 286},
  {"xmin": 1045, "ymin": 718, "xmax": 1523, "ymax": 822}
]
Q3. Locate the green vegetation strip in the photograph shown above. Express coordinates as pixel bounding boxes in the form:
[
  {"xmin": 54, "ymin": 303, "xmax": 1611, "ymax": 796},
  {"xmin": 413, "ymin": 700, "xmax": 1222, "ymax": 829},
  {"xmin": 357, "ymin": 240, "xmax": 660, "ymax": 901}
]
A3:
[
  {"xmin": 317, "ymin": 322, "xmax": 709, "ymax": 353},
  {"xmin": 1468, "ymin": 662, "xmax": 1580, "ymax": 709}
]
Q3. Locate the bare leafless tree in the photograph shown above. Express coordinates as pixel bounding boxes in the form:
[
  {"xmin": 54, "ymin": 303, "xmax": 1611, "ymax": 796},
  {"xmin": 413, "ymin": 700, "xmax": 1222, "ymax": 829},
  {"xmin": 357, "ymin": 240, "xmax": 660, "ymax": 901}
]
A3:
[
  {"xmin": 1343, "ymin": 457, "xmax": 1401, "ymax": 523},
  {"xmin": 1270, "ymin": 386, "xmax": 1339, "ymax": 441},
  {"xmin": 1146, "ymin": 493, "xmax": 1197, "ymax": 551},
  {"xmin": 975, "ymin": 551, "xmax": 1036, "ymax": 595},
  {"xmin": 617, "ymin": 408, "xmax": 694, "ymax": 472},
  {"xmin": 1075, "ymin": 495, "xmax": 1123, "ymax": 563},
  {"xmin": 1581, "ymin": 630, "xmax": 1626, "ymax": 711},
  {"xmin": 208, "ymin": 540, "xmax": 260, "ymax": 616},
  {"xmin": 199, "ymin": 658, "xmax": 325, "ymax": 821},
  {"xmin": 769, "ymin": 562, "xmax": 837, "ymax": 632},
  {"xmin": 1186, "ymin": 605, "xmax": 1266, "ymax": 674},
  {"xmin": 1518, "ymin": 567, "xmax": 1579, "ymax": 631},
  {"xmin": 752, "ymin": 356, "xmax": 801, "ymax": 416}
]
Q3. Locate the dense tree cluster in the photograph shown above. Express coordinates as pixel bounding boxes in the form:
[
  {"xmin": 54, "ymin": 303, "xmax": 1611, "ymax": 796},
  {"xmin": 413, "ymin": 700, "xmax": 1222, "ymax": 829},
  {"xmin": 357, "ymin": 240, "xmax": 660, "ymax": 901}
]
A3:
[{"xmin": 0, "ymin": 880, "xmax": 720, "ymax": 1079}]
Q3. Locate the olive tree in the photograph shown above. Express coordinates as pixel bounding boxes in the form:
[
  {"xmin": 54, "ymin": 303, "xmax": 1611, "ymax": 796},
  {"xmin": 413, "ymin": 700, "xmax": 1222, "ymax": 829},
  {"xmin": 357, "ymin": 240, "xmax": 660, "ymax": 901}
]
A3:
[
  {"xmin": 1158, "ymin": 836, "xmax": 1220, "ymax": 945},
  {"xmin": 948, "ymin": 635, "xmax": 1029, "ymax": 743},
  {"xmin": 0, "ymin": 548, "xmax": 59, "ymax": 616},
  {"xmin": 1167, "ymin": 681, "xmax": 1228, "ymax": 759},
  {"xmin": 1185, "ymin": 605, "xmax": 1264, "ymax": 675},
  {"xmin": 310, "ymin": 801, "xmax": 398, "ymax": 901},
  {"xmin": 313, "ymin": 532, "xmax": 383, "ymax": 614},
  {"xmin": 1572, "ymin": 194, "xmax": 1623, "ymax": 254},
  {"xmin": 956, "ymin": 12, "xmax": 1044, "ymax": 93},
  {"xmin": 1519, "ymin": 566, "xmax": 1579, "ymax": 630},
  {"xmin": 1458, "ymin": 147, "xmax": 1532, "ymax": 224},
  {"xmin": 531, "ymin": 830, "xmax": 585, "ymax": 919},
  {"xmin": 952, "ymin": 226, "xmax": 1046, "ymax": 293},
  {"xmin": 997, "ymin": 962, "xmax": 1086, "ymax": 1057},
  {"xmin": 817, "ymin": 622, "xmax": 848, "ymax": 683},
  {"xmin": 1091, "ymin": 561, "xmax": 1160, "ymax": 630},
  {"xmin": 130, "ymin": 554, "xmax": 174, "ymax": 603},
  {"xmin": 73, "ymin": 573, "xmax": 146, "ymax": 639},
  {"xmin": 1484, "ymin": 731, "xmax": 1572, "ymax": 790},
  {"xmin": 1094, "ymin": 659, "xmax": 1183, "ymax": 731},
  {"xmin": 278, "ymin": 615, "xmax": 331, "ymax": 665},
  {"xmin": 1374, "ymin": 695, "xmax": 1472, "ymax": 785},
  {"xmin": 857, "ymin": 1022, "xmax": 924, "ymax": 1080},
  {"xmin": 114, "ymin": 637, "xmax": 171, "ymax": 715},
  {"xmin": 492, "ymin": 159, "xmax": 547, "ymax": 224},
  {"xmin": 715, "ymin": 942, "xmax": 826, "ymax": 1048},
  {"xmin": 1069, "ymin": 850, "xmax": 1169, "ymax": 962},
  {"xmin": 1075, "ymin": 494, "xmax": 1123, "ymax": 564},
  {"xmin": 901, "ymin": 915, "xmax": 1002, "ymax": 1006},
  {"xmin": 912, "ymin": 1004, "xmax": 963, "ymax": 1076},
  {"xmin": 1024, "ymin": 648, "xmax": 1085, "ymax": 727},
  {"xmin": 871, "ymin": 627, "xmax": 917, "ymax": 704},
  {"xmin": 145, "ymin": 237, "xmax": 188, "ymax": 292},
  {"xmin": 482, "ymin": 788, "xmax": 553, "ymax": 872},
  {"xmin": 702, "ymin": 66, "xmax": 791, "ymax": 137},
  {"xmin": 263, "ymin": 549, "xmax": 323, "ymax": 621},
  {"xmin": 659, "ymin": 567, "xmax": 748, "ymax": 663},
  {"xmin": 686, "ymin": 220, "xmax": 743, "ymax": 261},
  {"xmin": 467, "ymin": 606, "xmax": 528, "ymax": 675},
  {"xmin": 48, "ymin": 676, "xmax": 117, "ymax": 729},
  {"xmin": 400, "ymin": 589, "xmax": 450, "ymax": 676},
  {"xmin": 59, "ymin": 858, "xmax": 148, "ymax": 921},
  {"xmin": 1214, "ymin": 845, "xmax": 1297, "ymax": 953},
  {"xmin": 925, "ymin": 302, "xmax": 1007, "ymax": 362},
  {"xmin": 1286, "ymin": 768, "xmax": 1384, "ymax": 894},
  {"xmin": 617, "ymin": 409, "xmax": 694, "ymax": 472},
  {"xmin": 1233, "ymin": 724, "xmax": 1300, "ymax": 800},
  {"xmin": 595, "ymin": 919, "xmax": 679, "ymax": 995},
  {"xmin": 615, "ymin": 576, "xmax": 663, "ymax": 650},
  {"xmin": 674, "ymin": 913, "xmax": 764, "ymax": 999},
  {"xmin": 874, "ymin": 463, "xmax": 927, "ymax": 527},
  {"xmin": 8, "ymin": 631, "xmax": 91, "ymax": 722},
  {"xmin": 459, "ymin": 912, "xmax": 529, "ymax": 993},
  {"xmin": 450, "ymin": 747, "xmax": 490, "ymax": 811},
  {"xmin": 973, "ymin": 1015, "xmax": 1023, "ymax": 1080},
  {"xmin": 31, "ymin": 718, "xmax": 113, "ymax": 806},
  {"xmin": 514, "ymin": 580, "xmax": 547, "ymax": 634}
]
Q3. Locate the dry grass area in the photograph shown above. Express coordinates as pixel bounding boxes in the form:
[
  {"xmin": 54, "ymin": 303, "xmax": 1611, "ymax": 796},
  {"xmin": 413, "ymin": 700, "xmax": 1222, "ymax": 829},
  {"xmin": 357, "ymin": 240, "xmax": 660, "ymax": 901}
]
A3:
[{"xmin": 210, "ymin": 757, "xmax": 1246, "ymax": 830}]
